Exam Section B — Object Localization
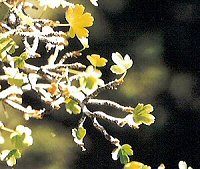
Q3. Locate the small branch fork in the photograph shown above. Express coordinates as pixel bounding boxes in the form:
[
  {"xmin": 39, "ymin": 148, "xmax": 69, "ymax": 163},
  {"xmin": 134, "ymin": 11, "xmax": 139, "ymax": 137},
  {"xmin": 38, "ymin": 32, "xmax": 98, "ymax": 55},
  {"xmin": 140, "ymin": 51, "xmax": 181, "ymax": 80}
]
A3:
[
  {"xmin": 75, "ymin": 79, "xmax": 137, "ymax": 148},
  {"xmin": 92, "ymin": 117, "xmax": 120, "ymax": 146}
]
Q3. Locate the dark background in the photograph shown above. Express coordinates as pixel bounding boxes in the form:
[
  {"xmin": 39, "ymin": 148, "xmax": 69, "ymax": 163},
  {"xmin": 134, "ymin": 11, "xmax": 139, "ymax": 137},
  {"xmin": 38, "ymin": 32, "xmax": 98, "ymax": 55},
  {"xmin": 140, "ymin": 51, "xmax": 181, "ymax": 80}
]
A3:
[{"xmin": 73, "ymin": 0, "xmax": 200, "ymax": 169}]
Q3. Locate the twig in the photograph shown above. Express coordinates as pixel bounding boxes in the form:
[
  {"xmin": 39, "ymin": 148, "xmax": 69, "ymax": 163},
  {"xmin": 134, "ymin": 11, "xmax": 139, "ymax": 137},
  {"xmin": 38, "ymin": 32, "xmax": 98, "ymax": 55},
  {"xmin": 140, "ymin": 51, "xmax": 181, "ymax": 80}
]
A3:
[
  {"xmin": 92, "ymin": 117, "xmax": 120, "ymax": 146},
  {"xmin": 88, "ymin": 99, "xmax": 134, "ymax": 113},
  {"xmin": 82, "ymin": 106, "xmax": 126, "ymax": 128},
  {"xmin": 83, "ymin": 78, "xmax": 124, "ymax": 103},
  {"xmin": 3, "ymin": 99, "xmax": 44, "ymax": 119},
  {"xmin": 78, "ymin": 114, "xmax": 87, "ymax": 127},
  {"xmin": 0, "ymin": 86, "xmax": 23, "ymax": 99}
]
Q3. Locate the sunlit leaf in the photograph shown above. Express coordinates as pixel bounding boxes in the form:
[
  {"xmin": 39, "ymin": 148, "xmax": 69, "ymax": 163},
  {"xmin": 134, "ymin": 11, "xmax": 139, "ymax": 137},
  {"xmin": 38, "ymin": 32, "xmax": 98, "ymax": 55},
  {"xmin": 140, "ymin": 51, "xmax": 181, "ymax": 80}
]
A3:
[
  {"xmin": 87, "ymin": 54, "xmax": 107, "ymax": 67},
  {"xmin": 178, "ymin": 161, "xmax": 193, "ymax": 169},
  {"xmin": 8, "ymin": 78, "xmax": 24, "ymax": 87},
  {"xmin": 133, "ymin": 103, "xmax": 155, "ymax": 126},
  {"xmin": 110, "ymin": 65, "xmax": 126, "ymax": 74},
  {"xmin": 65, "ymin": 98, "xmax": 81, "ymax": 114},
  {"xmin": 0, "ymin": 149, "xmax": 21, "ymax": 167},
  {"xmin": 76, "ymin": 127, "xmax": 86, "ymax": 140},
  {"xmin": 66, "ymin": 4, "xmax": 94, "ymax": 39},
  {"xmin": 121, "ymin": 144, "xmax": 133, "ymax": 156},
  {"xmin": 14, "ymin": 57, "xmax": 26, "ymax": 69},
  {"xmin": 110, "ymin": 52, "xmax": 133, "ymax": 75},
  {"xmin": 79, "ymin": 66, "xmax": 104, "ymax": 95},
  {"xmin": 0, "ymin": 37, "xmax": 18, "ymax": 60},
  {"xmin": 119, "ymin": 151, "xmax": 129, "ymax": 165},
  {"xmin": 112, "ymin": 144, "xmax": 133, "ymax": 164},
  {"xmin": 7, "ymin": 149, "xmax": 21, "ymax": 160},
  {"xmin": 124, "ymin": 161, "xmax": 151, "ymax": 169},
  {"xmin": 72, "ymin": 127, "xmax": 86, "ymax": 151},
  {"xmin": 10, "ymin": 134, "xmax": 25, "ymax": 149},
  {"xmin": 10, "ymin": 125, "xmax": 33, "ymax": 148}
]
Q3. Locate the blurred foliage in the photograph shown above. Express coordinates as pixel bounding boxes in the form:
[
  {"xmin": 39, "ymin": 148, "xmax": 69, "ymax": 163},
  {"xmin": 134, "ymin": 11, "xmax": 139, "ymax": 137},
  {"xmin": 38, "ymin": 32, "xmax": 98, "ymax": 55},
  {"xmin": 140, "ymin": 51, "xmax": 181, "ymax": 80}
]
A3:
[{"xmin": 0, "ymin": 105, "xmax": 76, "ymax": 169}]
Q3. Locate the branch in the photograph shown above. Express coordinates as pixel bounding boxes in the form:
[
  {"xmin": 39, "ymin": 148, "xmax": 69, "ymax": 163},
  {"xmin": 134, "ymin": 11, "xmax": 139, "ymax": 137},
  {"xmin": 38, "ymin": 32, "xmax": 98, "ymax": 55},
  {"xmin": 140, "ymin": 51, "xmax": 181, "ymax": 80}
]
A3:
[
  {"xmin": 3, "ymin": 99, "xmax": 44, "ymax": 119},
  {"xmin": 92, "ymin": 117, "xmax": 120, "ymax": 146},
  {"xmin": 83, "ymin": 78, "xmax": 124, "ymax": 103},
  {"xmin": 82, "ymin": 106, "xmax": 126, "ymax": 128},
  {"xmin": 0, "ymin": 86, "xmax": 23, "ymax": 99},
  {"xmin": 59, "ymin": 51, "xmax": 82, "ymax": 64},
  {"xmin": 88, "ymin": 99, "xmax": 134, "ymax": 113}
]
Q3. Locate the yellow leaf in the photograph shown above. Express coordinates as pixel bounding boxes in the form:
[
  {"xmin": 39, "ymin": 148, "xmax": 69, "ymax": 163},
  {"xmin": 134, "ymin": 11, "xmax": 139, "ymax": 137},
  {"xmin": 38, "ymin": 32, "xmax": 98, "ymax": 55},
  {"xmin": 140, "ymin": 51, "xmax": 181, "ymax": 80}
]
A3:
[
  {"xmin": 87, "ymin": 54, "xmax": 107, "ymax": 67},
  {"xmin": 66, "ymin": 4, "xmax": 94, "ymax": 39}
]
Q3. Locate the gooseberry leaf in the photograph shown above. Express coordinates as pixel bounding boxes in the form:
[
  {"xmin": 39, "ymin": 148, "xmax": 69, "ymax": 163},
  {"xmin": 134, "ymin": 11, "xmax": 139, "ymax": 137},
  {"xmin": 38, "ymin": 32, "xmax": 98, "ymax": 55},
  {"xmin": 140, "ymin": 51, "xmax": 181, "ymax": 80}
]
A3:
[
  {"xmin": 87, "ymin": 54, "xmax": 107, "ymax": 67},
  {"xmin": 110, "ymin": 65, "xmax": 126, "ymax": 74},
  {"xmin": 110, "ymin": 52, "xmax": 133, "ymax": 75},
  {"xmin": 121, "ymin": 144, "xmax": 133, "ymax": 156},
  {"xmin": 14, "ymin": 57, "xmax": 26, "ymax": 69},
  {"xmin": 10, "ymin": 134, "xmax": 26, "ymax": 149},
  {"xmin": 112, "ymin": 144, "xmax": 133, "ymax": 164},
  {"xmin": 7, "ymin": 149, "xmax": 21, "ymax": 160},
  {"xmin": 8, "ymin": 78, "xmax": 24, "ymax": 87},
  {"xmin": 65, "ymin": 98, "xmax": 81, "ymax": 114},
  {"xmin": 0, "ymin": 149, "xmax": 21, "ymax": 167},
  {"xmin": 85, "ymin": 76, "xmax": 98, "ymax": 89},
  {"xmin": 72, "ymin": 127, "xmax": 86, "ymax": 151},
  {"xmin": 124, "ymin": 161, "xmax": 151, "ymax": 169},
  {"xmin": 133, "ymin": 103, "xmax": 155, "ymax": 126},
  {"xmin": 10, "ymin": 125, "xmax": 33, "ymax": 148},
  {"xmin": 119, "ymin": 151, "xmax": 129, "ymax": 165},
  {"xmin": 77, "ymin": 127, "xmax": 86, "ymax": 140},
  {"xmin": 178, "ymin": 161, "xmax": 193, "ymax": 169},
  {"xmin": 0, "ymin": 37, "xmax": 18, "ymax": 60}
]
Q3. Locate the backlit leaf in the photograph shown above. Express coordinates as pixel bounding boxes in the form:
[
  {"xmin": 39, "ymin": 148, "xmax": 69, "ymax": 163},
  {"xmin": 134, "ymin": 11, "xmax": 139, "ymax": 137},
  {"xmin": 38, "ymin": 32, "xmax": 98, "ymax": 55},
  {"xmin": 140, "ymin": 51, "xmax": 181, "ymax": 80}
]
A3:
[{"xmin": 8, "ymin": 78, "xmax": 24, "ymax": 87}]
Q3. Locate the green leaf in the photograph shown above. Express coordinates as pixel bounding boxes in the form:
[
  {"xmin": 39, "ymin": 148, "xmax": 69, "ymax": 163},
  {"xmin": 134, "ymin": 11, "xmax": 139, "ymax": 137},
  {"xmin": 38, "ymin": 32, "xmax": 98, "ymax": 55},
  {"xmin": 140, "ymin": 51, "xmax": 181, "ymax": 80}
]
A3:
[
  {"xmin": 121, "ymin": 144, "xmax": 133, "ymax": 156},
  {"xmin": 135, "ymin": 113, "xmax": 155, "ymax": 126},
  {"xmin": 0, "ymin": 37, "xmax": 18, "ymax": 60},
  {"xmin": 143, "ymin": 104, "xmax": 154, "ymax": 113},
  {"xmin": 8, "ymin": 42, "xmax": 18, "ymax": 54},
  {"xmin": 112, "ymin": 144, "xmax": 133, "ymax": 164},
  {"xmin": 85, "ymin": 76, "xmax": 98, "ymax": 89},
  {"xmin": 1, "ymin": 149, "xmax": 21, "ymax": 167},
  {"xmin": 79, "ymin": 66, "xmax": 104, "ymax": 95},
  {"xmin": 7, "ymin": 149, "xmax": 21, "ymax": 159},
  {"xmin": 65, "ymin": 98, "xmax": 81, "ymax": 114},
  {"xmin": 77, "ymin": 127, "xmax": 86, "ymax": 140},
  {"xmin": 8, "ymin": 78, "xmax": 24, "ymax": 87},
  {"xmin": 133, "ymin": 103, "xmax": 155, "ymax": 126},
  {"xmin": 14, "ymin": 52, "xmax": 29, "ymax": 69},
  {"xmin": 14, "ymin": 57, "xmax": 26, "ymax": 69},
  {"xmin": 20, "ymin": 52, "xmax": 29, "ymax": 60},
  {"xmin": 72, "ymin": 127, "xmax": 86, "ymax": 151},
  {"xmin": 11, "ymin": 134, "xmax": 25, "ymax": 149},
  {"xmin": 119, "ymin": 150, "xmax": 130, "ymax": 164},
  {"xmin": 134, "ymin": 103, "xmax": 144, "ymax": 114},
  {"xmin": 13, "ymin": 149, "xmax": 21, "ymax": 159}
]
